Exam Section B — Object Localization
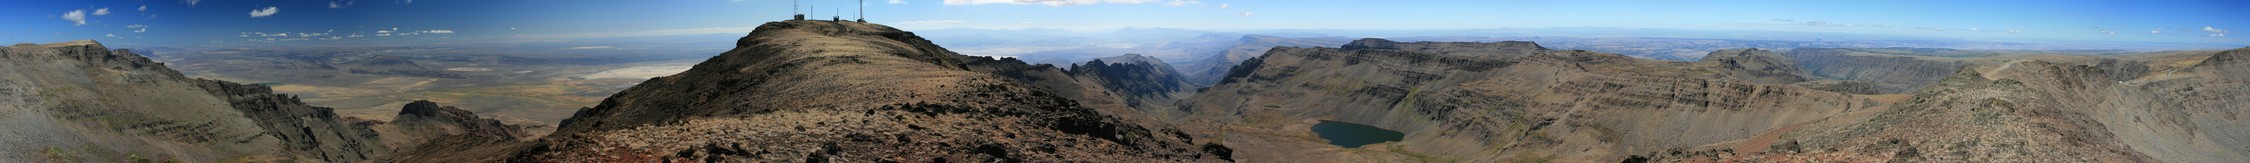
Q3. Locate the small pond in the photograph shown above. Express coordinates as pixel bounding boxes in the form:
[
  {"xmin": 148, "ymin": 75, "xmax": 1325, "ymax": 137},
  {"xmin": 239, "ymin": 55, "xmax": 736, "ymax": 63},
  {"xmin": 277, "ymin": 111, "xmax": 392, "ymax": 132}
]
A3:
[{"xmin": 1310, "ymin": 120, "xmax": 1405, "ymax": 148}]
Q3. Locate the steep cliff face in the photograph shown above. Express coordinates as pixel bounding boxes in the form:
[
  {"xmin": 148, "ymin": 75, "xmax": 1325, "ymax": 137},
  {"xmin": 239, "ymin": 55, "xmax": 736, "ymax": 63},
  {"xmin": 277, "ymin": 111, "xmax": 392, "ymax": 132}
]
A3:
[
  {"xmin": 0, "ymin": 41, "xmax": 386, "ymax": 162},
  {"xmin": 1070, "ymin": 54, "xmax": 1198, "ymax": 112},
  {"xmin": 1177, "ymin": 35, "xmax": 1352, "ymax": 86},
  {"xmin": 1182, "ymin": 39, "xmax": 1871, "ymax": 162},
  {"xmin": 511, "ymin": 20, "xmax": 1230, "ymax": 162}
]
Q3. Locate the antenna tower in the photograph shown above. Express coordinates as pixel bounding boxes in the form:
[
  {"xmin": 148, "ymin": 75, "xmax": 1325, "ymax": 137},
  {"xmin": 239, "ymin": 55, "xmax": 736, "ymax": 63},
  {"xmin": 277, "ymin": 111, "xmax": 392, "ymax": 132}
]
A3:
[{"xmin": 858, "ymin": 0, "xmax": 865, "ymax": 20}]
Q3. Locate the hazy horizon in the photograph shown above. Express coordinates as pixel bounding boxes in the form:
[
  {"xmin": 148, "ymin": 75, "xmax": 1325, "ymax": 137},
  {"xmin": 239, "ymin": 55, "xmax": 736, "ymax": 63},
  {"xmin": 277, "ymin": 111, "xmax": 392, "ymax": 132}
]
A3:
[{"xmin": 4, "ymin": 0, "xmax": 2245, "ymax": 49}]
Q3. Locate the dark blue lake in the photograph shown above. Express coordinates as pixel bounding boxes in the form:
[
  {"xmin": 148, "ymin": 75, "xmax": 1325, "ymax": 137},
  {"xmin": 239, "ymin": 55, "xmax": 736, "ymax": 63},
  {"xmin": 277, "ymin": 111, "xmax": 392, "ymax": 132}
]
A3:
[{"xmin": 1310, "ymin": 120, "xmax": 1404, "ymax": 148}]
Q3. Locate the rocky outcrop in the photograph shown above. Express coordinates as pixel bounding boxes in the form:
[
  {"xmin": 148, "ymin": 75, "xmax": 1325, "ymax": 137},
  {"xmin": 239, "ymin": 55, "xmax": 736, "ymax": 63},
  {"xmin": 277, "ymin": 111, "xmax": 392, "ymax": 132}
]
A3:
[
  {"xmin": 1071, "ymin": 54, "xmax": 1198, "ymax": 111},
  {"xmin": 0, "ymin": 40, "xmax": 387, "ymax": 162},
  {"xmin": 1183, "ymin": 40, "xmax": 1871, "ymax": 162},
  {"xmin": 375, "ymin": 100, "xmax": 535, "ymax": 162},
  {"xmin": 192, "ymin": 79, "xmax": 390, "ymax": 162},
  {"xmin": 1698, "ymin": 48, "xmax": 1811, "ymax": 84},
  {"xmin": 2192, "ymin": 47, "xmax": 2250, "ymax": 81},
  {"xmin": 507, "ymin": 20, "xmax": 1230, "ymax": 162}
]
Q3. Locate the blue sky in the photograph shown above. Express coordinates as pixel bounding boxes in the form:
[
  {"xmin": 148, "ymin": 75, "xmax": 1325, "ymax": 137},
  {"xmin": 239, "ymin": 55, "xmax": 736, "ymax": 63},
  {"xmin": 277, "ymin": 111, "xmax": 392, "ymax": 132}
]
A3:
[{"xmin": 2, "ymin": 0, "xmax": 2243, "ymax": 47}]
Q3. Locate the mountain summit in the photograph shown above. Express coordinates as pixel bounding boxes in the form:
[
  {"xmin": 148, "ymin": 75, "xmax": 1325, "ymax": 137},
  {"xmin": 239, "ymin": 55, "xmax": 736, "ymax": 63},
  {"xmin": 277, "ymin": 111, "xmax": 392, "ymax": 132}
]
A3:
[{"xmin": 509, "ymin": 20, "xmax": 1231, "ymax": 162}]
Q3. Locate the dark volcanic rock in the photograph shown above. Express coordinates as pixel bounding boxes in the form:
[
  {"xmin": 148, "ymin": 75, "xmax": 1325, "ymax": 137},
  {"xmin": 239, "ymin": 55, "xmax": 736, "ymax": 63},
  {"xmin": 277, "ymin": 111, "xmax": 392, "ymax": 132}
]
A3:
[
  {"xmin": 392, "ymin": 100, "xmax": 530, "ymax": 141},
  {"xmin": 1070, "ymin": 54, "xmax": 1197, "ymax": 109}
]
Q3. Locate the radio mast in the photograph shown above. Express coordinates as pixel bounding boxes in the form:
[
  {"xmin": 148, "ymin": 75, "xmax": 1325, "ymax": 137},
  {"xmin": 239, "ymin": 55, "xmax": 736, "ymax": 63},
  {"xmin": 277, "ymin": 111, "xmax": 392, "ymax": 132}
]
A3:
[{"xmin": 857, "ymin": 0, "xmax": 866, "ymax": 22}]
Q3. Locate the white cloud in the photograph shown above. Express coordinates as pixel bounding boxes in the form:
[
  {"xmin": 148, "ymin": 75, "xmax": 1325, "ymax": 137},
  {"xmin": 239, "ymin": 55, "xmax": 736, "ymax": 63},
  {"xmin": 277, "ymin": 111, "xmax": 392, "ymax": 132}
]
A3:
[
  {"xmin": 1239, "ymin": 11, "xmax": 1254, "ymax": 17},
  {"xmin": 897, "ymin": 20, "xmax": 966, "ymax": 25},
  {"xmin": 94, "ymin": 8, "xmax": 110, "ymax": 16},
  {"xmin": 2151, "ymin": 28, "xmax": 2162, "ymax": 34},
  {"xmin": 943, "ymin": 0, "xmax": 1156, "ymax": 6},
  {"xmin": 424, "ymin": 30, "xmax": 454, "ymax": 34},
  {"xmin": 377, "ymin": 30, "xmax": 394, "ymax": 34},
  {"xmin": 139, "ymin": 5, "xmax": 147, "ymax": 12},
  {"xmin": 134, "ymin": 28, "xmax": 146, "ymax": 33},
  {"xmin": 2205, "ymin": 26, "xmax": 2228, "ymax": 33},
  {"xmin": 889, "ymin": 0, "xmax": 908, "ymax": 4},
  {"xmin": 62, "ymin": 10, "xmax": 87, "ymax": 26},
  {"xmin": 105, "ymin": 34, "xmax": 115, "ymax": 37},
  {"xmin": 126, "ymin": 24, "xmax": 146, "ymax": 28},
  {"xmin": 183, "ymin": 0, "xmax": 200, "ymax": 6},
  {"xmin": 1219, "ymin": 3, "xmax": 1228, "ymax": 9},
  {"xmin": 249, "ymin": 7, "xmax": 279, "ymax": 18},
  {"xmin": 331, "ymin": 0, "xmax": 356, "ymax": 8},
  {"xmin": 1165, "ymin": 0, "xmax": 1200, "ymax": 6},
  {"xmin": 2214, "ymin": 33, "xmax": 2226, "ymax": 37}
]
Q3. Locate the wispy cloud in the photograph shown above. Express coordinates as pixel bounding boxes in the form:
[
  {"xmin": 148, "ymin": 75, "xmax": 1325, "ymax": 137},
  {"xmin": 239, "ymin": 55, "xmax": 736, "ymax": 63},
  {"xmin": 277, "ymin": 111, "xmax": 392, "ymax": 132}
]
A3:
[
  {"xmin": 943, "ymin": 0, "xmax": 1157, "ymax": 6},
  {"xmin": 2151, "ymin": 28, "xmax": 2162, "ymax": 34},
  {"xmin": 1219, "ymin": 3, "xmax": 1229, "ymax": 9},
  {"xmin": 138, "ymin": 5, "xmax": 147, "ymax": 12},
  {"xmin": 127, "ymin": 24, "xmax": 149, "ymax": 33},
  {"xmin": 2209, "ymin": 26, "xmax": 2231, "ymax": 37},
  {"xmin": 889, "ymin": 0, "xmax": 908, "ymax": 4},
  {"xmin": 183, "ymin": 0, "xmax": 200, "ymax": 6},
  {"xmin": 249, "ymin": 7, "xmax": 279, "ymax": 18},
  {"xmin": 1165, "ymin": 0, "xmax": 1200, "ymax": 6},
  {"xmin": 94, "ymin": 7, "xmax": 110, "ymax": 16},
  {"xmin": 1239, "ymin": 11, "xmax": 1254, "ymax": 17},
  {"xmin": 62, "ymin": 10, "xmax": 87, "ymax": 26},
  {"xmin": 424, "ymin": 30, "xmax": 454, "ymax": 34},
  {"xmin": 897, "ymin": 20, "xmax": 967, "ymax": 26}
]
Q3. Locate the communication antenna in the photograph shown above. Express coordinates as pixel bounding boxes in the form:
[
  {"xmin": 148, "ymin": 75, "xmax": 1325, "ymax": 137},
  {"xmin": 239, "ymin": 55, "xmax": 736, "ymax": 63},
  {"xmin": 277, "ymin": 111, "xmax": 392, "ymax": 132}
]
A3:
[
  {"xmin": 792, "ymin": 0, "xmax": 805, "ymax": 20},
  {"xmin": 858, "ymin": 0, "xmax": 865, "ymax": 20}
]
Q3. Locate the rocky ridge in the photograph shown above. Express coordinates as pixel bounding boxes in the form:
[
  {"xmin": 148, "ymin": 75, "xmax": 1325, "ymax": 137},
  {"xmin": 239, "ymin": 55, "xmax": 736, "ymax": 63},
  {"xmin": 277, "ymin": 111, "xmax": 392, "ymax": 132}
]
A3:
[
  {"xmin": 1, "ymin": 41, "xmax": 385, "ymax": 162},
  {"xmin": 507, "ymin": 20, "xmax": 1231, "ymax": 162}
]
